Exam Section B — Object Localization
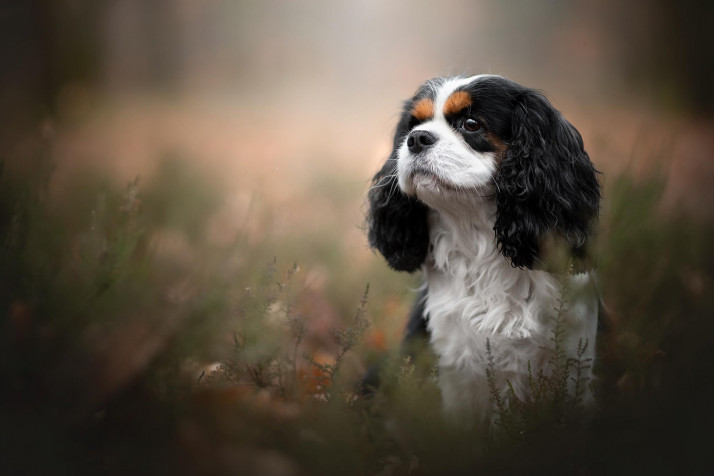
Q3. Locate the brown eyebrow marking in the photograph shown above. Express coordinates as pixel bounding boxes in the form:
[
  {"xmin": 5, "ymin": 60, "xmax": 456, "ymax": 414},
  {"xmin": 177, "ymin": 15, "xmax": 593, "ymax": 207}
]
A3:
[
  {"xmin": 443, "ymin": 90, "xmax": 472, "ymax": 116},
  {"xmin": 410, "ymin": 98, "xmax": 434, "ymax": 121}
]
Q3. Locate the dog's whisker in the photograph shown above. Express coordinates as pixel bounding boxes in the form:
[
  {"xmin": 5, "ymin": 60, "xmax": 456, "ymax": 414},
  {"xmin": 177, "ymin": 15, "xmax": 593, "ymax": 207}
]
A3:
[{"xmin": 369, "ymin": 173, "xmax": 399, "ymax": 192}]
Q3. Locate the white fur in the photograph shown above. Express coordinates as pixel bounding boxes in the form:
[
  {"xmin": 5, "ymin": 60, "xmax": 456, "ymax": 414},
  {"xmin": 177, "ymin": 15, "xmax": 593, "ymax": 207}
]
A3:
[
  {"xmin": 424, "ymin": 205, "xmax": 597, "ymax": 422},
  {"xmin": 395, "ymin": 75, "xmax": 598, "ymax": 422}
]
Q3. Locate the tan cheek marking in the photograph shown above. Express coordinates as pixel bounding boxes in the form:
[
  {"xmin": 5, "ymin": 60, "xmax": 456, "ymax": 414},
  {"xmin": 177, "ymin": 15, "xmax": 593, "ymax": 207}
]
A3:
[
  {"xmin": 488, "ymin": 132, "xmax": 507, "ymax": 160},
  {"xmin": 411, "ymin": 98, "xmax": 434, "ymax": 121},
  {"xmin": 443, "ymin": 90, "xmax": 473, "ymax": 116}
]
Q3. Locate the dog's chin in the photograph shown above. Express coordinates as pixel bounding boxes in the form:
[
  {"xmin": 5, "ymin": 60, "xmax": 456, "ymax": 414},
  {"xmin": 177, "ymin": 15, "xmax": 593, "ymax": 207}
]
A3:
[
  {"xmin": 402, "ymin": 170, "xmax": 492, "ymax": 211},
  {"xmin": 413, "ymin": 171, "xmax": 456, "ymax": 193}
]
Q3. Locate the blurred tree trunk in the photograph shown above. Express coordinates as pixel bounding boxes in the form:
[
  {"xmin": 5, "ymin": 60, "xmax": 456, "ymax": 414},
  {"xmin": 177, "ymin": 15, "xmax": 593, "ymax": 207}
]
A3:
[
  {"xmin": 0, "ymin": 0, "xmax": 104, "ymax": 119},
  {"xmin": 604, "ymin": 0, "xmax": 714, "ymax": 116}
]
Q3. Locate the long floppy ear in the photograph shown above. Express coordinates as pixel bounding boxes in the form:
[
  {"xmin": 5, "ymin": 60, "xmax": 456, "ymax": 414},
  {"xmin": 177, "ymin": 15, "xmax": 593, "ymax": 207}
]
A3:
[
  {"xmin": 494, "ymin": 89, "xmax": 601, "ymax": 269},
  {"xmin": 367, "ymin": 112, "xmax": 430, "ymax": 272}
]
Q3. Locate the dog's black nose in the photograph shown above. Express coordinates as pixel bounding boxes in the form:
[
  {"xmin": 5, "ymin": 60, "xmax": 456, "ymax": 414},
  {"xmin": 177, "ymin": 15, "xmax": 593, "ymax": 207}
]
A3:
[{"xmin": 407, "ymin": 130, "xmax": 437, "ymax": 154}]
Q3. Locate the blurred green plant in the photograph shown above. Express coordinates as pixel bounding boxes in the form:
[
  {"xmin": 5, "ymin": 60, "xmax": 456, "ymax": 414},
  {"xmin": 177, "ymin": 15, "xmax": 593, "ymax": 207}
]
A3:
[
  {"xmin": 486, "ymin": 287, "xmax": 593, "ymax": 443},
  {"xmin": 1, "ymin": 142, "xmax": 712, "ymax": 475}
]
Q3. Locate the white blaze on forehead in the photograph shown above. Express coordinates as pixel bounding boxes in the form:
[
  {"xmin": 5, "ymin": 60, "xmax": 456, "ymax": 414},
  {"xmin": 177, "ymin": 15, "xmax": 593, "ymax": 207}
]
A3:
[{"xmin": 432, "ymin": 74, "xmax": 500, "ymax": 120}]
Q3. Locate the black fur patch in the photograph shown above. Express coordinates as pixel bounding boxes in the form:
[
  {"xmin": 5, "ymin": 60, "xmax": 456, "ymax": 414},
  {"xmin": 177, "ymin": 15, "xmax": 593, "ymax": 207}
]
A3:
[
  {"xmin": 367, "ymin": 97, "xmax": 431, "ymax": 272},
  {"xmin": 492, "ymin": 82, "xmax": 601, "ymax": 269}
]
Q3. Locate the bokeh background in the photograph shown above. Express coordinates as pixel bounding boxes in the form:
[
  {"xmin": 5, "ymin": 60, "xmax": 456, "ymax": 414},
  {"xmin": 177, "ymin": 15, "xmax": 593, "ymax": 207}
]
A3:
[
  {"xmin": 4, "ymin": 0, "xmax": 714, "ymax": 218},
  {"xmin": 2, "ymin": 1, "xmax": 714, "ymax": 475}
]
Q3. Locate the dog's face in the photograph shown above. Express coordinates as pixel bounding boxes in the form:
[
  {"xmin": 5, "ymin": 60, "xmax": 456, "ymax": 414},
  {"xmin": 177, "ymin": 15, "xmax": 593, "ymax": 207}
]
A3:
[
  {"xmin": 396, "ymin": 75, "xmax": 510, "ymax": 211},
  {"xmin": 368, "ymin": 74, "xmax": 601, "ymax": 271}
]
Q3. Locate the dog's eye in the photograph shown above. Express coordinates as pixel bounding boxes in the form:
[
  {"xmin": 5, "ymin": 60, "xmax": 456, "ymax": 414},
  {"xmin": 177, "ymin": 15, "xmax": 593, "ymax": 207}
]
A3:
[{"xmin": 462, "ymin": 118, "xmax": 481, "ymax": 132}]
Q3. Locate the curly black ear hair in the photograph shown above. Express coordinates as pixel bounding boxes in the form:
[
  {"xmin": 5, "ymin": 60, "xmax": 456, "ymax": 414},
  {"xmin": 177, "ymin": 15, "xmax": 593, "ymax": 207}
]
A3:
[
  {"xmin": 367, "ymin": 108, "xmax": 430, "ymax": 272},
  {"xmin": 494, "ymin": 89, "xmax": 601, "ymax": 269}
]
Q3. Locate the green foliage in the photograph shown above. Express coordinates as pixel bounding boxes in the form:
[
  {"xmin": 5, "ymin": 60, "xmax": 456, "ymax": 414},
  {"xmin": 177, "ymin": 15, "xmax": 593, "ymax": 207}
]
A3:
[
  {"xmin": 486, "ymin": 283, "xmax": 593, "ymax": 443},
  {"xmin": 302, "ymin": 285, "xmax": 370, "ymax": 399},
  {"xmin": 1, "ymin": 147, "xmax": 713, "ymax": 475}
]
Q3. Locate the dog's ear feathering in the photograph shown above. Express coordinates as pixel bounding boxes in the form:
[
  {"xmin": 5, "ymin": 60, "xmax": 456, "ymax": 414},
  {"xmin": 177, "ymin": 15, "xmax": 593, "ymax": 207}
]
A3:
[
  {"xmin": 494, "ymin": 89, "xmax": 601, "ymax": 269},
  {"xmin": 367, "ymin": 107, "xmax": 430, "ymax": 273}
]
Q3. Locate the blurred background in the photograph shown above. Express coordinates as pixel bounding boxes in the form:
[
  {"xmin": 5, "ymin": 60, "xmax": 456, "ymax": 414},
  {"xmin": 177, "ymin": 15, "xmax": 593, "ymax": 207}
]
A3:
[
  {"xmin": 3, "ymin": 0, "xmax": 713, "ymax": 218},
  {"xmin": 1, "ymin": 1, "xmax": 713, "ymax": 475}
]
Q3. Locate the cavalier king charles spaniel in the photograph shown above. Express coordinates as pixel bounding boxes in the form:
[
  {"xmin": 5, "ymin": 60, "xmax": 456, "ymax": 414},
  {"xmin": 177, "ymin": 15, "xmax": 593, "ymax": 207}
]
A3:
[{"xmin": 367, "ymin": 74, "xmax": 601, "ymax": 421}]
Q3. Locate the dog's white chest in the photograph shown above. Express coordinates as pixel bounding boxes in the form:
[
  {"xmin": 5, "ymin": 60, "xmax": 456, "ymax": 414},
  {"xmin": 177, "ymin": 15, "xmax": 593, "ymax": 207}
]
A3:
[{"xmin": 422, "ymin": 211, "xmax": 598, "ymax": 419}]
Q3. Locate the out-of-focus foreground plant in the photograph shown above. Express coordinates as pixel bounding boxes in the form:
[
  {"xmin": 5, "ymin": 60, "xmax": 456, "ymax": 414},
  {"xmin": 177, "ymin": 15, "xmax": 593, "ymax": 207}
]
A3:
[{"xmin": 1, "ymin": 139, "xmax": 712, "ymax": 475}]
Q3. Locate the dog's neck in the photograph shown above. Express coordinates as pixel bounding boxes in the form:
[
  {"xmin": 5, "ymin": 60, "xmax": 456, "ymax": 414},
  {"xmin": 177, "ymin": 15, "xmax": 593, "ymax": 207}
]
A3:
[
  {"xmin": 424, "ymin": 202, "xmax": 559, "ymax": 339},
  {"xmin": 426, "ymin": 199, "xmax": 498, "ymax": 270}
]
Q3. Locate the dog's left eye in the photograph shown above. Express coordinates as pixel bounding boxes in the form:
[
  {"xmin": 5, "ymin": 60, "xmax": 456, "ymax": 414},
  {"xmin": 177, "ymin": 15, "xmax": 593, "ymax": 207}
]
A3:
[{"xmin": 462, "ymin": 118, "xmax": 481, "ymax": 132}]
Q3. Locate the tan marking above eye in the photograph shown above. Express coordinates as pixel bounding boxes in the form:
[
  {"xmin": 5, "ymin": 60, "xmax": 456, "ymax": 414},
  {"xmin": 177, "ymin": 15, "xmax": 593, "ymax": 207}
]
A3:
[
  {"xmin": 411, "ymin": 98, "xmax": 434, "ymax": 121},
  {"xmin": 443, "ymin": 90, "xmax": 472, "ymax": 116}
]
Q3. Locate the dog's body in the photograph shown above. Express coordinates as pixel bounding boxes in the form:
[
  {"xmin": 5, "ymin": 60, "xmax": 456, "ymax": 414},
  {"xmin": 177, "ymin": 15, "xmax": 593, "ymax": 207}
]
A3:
[
  {"xmin": 421, "ymin": 204, "xmax": 598, "ymax": 419},
  {"xmin": 367, "ymin": 75, "xmax": 601, "ymax": 421}
]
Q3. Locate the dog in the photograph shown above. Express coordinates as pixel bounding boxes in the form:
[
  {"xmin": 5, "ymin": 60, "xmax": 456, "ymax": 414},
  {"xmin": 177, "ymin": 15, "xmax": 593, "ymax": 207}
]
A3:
[{"xmin": 366, "ymin": 74, "xmax": 601, "ymax": 422}]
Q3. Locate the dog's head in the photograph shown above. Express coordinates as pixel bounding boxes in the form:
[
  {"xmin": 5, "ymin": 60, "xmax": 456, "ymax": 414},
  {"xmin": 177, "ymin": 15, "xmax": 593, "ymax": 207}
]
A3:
[{"xmin": 368, "ymin": 75, "xmax": 601, "ymax": 271}]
